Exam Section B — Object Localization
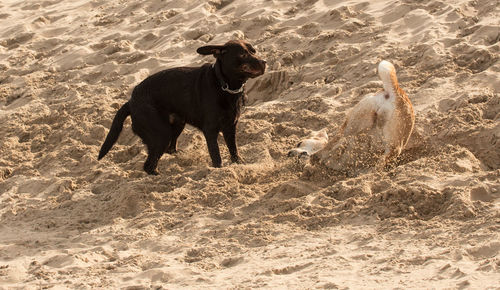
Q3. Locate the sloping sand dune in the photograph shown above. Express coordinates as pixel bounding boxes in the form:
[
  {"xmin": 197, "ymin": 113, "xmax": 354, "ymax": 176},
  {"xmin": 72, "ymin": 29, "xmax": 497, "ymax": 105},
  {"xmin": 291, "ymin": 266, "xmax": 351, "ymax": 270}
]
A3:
[{"xmin": 0, "ymin": 0, "xmax": 499, "ymax": 288}]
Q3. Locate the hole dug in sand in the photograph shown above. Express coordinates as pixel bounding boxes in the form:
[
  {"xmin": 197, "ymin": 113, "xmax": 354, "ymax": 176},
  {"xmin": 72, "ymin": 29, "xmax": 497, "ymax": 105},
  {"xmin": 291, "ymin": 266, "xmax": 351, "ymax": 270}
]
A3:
[
  {"xmin": 245, "ymin": 69, "xmax": 291, "ymax": 105},
  {"xmin": 306, "ymin": 133, "xmax": 385, "ymax": 178},
  {"xmin": 469, "ymin": 185, "xmax": 495, "ymax": 202}
]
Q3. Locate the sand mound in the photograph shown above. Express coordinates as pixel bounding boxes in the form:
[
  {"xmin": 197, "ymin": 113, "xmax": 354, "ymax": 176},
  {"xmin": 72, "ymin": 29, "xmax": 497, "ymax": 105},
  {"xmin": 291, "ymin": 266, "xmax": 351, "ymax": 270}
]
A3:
[{"xmin": 0, "ymin": 0, "xmax": 499, "ymax": 288}]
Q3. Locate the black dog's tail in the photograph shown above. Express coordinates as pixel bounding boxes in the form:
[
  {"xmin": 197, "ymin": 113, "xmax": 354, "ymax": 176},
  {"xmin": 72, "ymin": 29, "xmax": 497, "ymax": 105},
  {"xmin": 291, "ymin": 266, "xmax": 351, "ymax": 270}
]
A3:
[{"xmin": 98, "ymin": 102, "xmax": 131, "ymax": 160}]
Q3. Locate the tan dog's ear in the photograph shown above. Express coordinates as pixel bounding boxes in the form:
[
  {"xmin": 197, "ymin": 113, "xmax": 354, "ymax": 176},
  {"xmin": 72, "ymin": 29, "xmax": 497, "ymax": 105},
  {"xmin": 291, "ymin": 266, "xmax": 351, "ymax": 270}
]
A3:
[{"xmin": 196, "ymin": 45, "xmax": 226, "ymax": 57}]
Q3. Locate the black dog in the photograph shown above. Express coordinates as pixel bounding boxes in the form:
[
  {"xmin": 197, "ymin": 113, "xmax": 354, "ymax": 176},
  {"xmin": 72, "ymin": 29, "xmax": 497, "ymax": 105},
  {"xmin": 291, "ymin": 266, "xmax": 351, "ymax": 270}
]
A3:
[{"xmin": 98, "ymin": 40, "xmax": 266, "ymax": 175}]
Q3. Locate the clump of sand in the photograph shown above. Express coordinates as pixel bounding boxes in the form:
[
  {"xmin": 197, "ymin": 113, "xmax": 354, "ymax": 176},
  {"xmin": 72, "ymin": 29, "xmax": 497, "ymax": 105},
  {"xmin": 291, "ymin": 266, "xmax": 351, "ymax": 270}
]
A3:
[{"xmin": 0, "ymin": 0, "xmax": 499, "ymax": 288}]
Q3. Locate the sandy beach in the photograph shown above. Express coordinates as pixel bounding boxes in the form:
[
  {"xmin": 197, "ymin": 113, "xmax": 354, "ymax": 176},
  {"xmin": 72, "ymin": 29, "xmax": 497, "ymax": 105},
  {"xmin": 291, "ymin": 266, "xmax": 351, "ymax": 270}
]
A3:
[{"xmin": 0, "ymin": 0, "xmax": 499, "ymax": 288}]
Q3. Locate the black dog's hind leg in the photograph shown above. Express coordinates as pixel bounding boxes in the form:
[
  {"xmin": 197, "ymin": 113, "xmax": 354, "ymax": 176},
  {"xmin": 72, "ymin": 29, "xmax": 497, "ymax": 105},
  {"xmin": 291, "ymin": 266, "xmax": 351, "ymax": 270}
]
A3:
[
  {"xmin": 131, "ymin": 107, "xmax": 171, "ymax": 175},
  {"xmin": 144, "ymin": 141, "xmax": 167, "ymax": 175}
]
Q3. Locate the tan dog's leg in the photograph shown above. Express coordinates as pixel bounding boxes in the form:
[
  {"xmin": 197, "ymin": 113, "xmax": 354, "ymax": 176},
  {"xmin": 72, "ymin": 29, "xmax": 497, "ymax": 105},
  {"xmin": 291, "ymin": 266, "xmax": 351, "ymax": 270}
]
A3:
[
  {"xmin": 342, "ymin": 95, "xmax": 379, "ymax": 136},
  {"xmin": 377, "ymin": 144, "xmax": 401, "ymax": 169}
]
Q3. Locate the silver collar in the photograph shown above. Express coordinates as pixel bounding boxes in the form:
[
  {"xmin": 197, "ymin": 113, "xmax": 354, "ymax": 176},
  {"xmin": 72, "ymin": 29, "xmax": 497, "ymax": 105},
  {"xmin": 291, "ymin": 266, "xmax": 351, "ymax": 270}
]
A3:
[
  {"xmin": 212, "ymin": 63, "xmax": 245, "ymax": 95},
  {"xmin": 221, "ymin": 82, "xmax": 245, "ymax": 94}
]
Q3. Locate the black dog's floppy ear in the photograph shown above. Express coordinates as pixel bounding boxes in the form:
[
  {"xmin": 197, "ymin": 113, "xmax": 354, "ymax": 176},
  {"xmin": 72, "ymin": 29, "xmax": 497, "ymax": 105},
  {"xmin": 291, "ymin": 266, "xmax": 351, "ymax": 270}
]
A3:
[{"xmin": 197, "ymin": 45, "xmax": 226, "ymax": 56}]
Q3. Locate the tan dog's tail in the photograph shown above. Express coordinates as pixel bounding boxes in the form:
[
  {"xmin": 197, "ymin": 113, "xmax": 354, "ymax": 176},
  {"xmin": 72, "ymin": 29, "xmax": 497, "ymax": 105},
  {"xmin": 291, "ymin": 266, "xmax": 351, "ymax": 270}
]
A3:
[
  {"xmin": 378, "ymin": 60, "xmax": 415, "ymax": 154},
  {"xmin": 378, "ymin": 60, "xmax": 403, "ymax": 99}
]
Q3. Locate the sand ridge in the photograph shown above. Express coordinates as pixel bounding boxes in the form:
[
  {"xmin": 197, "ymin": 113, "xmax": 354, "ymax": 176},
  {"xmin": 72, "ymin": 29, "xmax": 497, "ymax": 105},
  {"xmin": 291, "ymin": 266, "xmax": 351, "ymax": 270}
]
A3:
[{"xmin": 0, "ymin": 0, "xmax": 499, "ymax": 288}]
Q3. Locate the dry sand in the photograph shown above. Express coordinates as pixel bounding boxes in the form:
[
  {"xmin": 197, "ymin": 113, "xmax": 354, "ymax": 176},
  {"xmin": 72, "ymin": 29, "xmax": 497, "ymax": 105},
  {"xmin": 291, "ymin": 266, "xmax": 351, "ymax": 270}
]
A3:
[{"xmin": 0, "ymin": 0, "xmax": 499, "ymax": 288}]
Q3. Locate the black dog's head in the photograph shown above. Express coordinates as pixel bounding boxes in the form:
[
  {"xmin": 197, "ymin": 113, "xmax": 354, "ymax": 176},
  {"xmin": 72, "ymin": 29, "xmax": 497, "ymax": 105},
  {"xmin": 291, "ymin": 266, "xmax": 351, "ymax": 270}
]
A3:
[{"xmin": 197, "ymin": 40, "xmax": 266, "ymax": 81}]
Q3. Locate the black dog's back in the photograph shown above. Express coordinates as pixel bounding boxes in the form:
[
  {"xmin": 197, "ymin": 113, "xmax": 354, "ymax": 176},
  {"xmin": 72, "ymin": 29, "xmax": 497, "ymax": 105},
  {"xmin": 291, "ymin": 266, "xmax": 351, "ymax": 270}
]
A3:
[{"xmin": 129, "ymin": 64, "xmax": 212, "ymax": 129}]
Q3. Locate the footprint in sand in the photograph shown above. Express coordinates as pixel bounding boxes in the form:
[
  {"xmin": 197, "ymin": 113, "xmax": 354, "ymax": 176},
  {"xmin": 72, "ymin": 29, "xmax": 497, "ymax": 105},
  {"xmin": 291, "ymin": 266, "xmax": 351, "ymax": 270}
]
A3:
[
  {"xmin": 42, "ymin": 254, "xmax": 76, "ymax": 268},
  {"xmin": 467, "ymin": 242, "xmax": 500, "ymax": 259},
  {"xmin": 0, "ymin": 32, "xmax": 35, "ymax": 49},
  {"xmin": 270, "ymin": 262, "xmax": 313, "ymax": 275}
]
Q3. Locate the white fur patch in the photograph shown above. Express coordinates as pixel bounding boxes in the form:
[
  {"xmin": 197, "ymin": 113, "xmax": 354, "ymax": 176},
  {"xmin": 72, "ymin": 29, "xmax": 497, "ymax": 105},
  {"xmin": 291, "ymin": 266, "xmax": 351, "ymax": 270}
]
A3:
[
  {"xmin": 378, "ymin": 60, "xmax": 397, "ymax": 98},
  {"xmin": 288, "ymin": 129, "xmax": 328, "ymax": 157}
]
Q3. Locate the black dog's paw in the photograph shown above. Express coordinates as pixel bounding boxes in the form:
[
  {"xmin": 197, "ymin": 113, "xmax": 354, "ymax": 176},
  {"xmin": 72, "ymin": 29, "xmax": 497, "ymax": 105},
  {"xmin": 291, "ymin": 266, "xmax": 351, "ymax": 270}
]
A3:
[
  {"xmin": 231, "ymin": 155, "xmax": 244, "ymax": 164},
  {"xmin": 146, "ymin": 169, "xmax": 159, "ymax": 176},
  {"xmin": 144, "ymin": 164, "xmax": 160, "ymax": 175},
  {"xmin": 144, "ymin": 170, "xmax": 159, "ymax": 175},
  {"xmin": 165, "ymin": 148, "xmax": 176, "ymax": 154}
]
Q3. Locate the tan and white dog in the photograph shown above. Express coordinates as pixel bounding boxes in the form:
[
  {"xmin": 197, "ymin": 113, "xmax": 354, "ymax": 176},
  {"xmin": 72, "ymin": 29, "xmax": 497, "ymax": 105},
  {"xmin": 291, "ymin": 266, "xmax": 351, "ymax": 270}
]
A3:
[
  {"xmin": 292, "ymin": 60, "xmax": 415, "ymax": 169},
  {"xmin": 288, "ymin": 129, "xmax": 328, "ymax": 158}
]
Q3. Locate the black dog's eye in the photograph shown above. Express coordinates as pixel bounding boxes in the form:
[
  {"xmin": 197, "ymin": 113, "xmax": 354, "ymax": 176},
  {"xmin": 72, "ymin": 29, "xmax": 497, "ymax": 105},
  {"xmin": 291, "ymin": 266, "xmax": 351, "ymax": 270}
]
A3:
[{"xmin": 246, "ymin": 44, "xmax": 256, "ymax": 54}]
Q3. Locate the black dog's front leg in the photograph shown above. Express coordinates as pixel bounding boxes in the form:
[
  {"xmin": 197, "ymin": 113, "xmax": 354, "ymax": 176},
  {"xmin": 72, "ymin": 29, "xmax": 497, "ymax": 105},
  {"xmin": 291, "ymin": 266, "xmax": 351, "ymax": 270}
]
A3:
[
  {"xmin": 203, "ymin": 129, "xmax": 222, "ymax": 167},
  {"xmin": 222, "ymin": 124, "xmax": 242, "ymax": 164}
]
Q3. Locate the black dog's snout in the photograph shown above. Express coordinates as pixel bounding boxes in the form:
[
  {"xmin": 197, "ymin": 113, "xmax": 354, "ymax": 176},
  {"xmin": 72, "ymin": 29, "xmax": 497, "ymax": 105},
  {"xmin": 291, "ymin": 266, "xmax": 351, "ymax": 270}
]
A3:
[{"xmin": 259, "ymin": 59, "xmax": 267, "ymax": 71}]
